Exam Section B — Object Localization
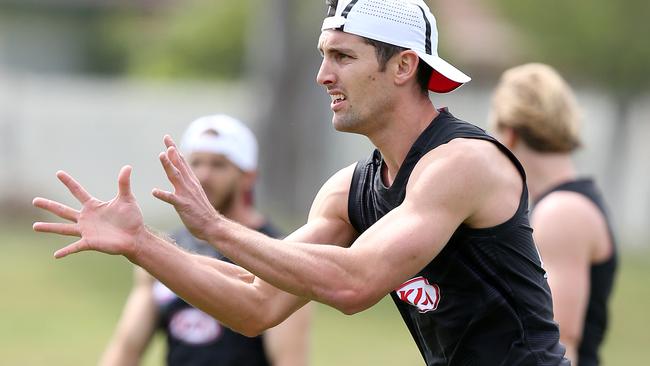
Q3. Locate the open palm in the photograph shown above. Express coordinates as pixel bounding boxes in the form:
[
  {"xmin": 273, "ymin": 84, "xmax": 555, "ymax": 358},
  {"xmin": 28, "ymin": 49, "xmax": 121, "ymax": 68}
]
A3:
[
  {"xmin": 33, "ymin": 166, "xmax": 145, "ymax": 259},
  {"xmin": 152, "ymin": 135, "xmax": 220, "ymax": 241}
]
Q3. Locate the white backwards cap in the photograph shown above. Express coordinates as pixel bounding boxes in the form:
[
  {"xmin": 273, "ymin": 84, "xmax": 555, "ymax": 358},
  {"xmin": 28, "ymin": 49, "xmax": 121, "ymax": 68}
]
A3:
[
  {"xmin": 322, "ymin": 0, "xmax": 471, "ymax": 93},
  {"xmin": 180, "ymin": 114, "xmax": 258, "ymax": 172}
]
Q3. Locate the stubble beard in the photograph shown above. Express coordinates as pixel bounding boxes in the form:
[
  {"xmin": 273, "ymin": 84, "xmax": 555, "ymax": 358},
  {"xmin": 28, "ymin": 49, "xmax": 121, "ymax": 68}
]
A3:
[
  {"xmin": 206, "ymin": 182, "xmax": 238, "ymax": 215},
  {"xmin": 333, "ymin": 108, "xmax": 370, "ymax": 135}
]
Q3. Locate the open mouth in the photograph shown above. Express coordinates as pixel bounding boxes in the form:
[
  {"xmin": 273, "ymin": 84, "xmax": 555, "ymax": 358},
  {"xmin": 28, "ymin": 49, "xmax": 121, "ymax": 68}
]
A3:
[{"xmin": 331, "ymin": 93, "xmax": 346, "ymax": 108}]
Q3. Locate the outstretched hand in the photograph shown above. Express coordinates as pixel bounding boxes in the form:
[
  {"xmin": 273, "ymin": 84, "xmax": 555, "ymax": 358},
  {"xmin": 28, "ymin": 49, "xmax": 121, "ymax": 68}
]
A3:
[
  {"xmin": 33, "ymin": 166, "xmax": 145, "ymax": 259},
  {"xmin": 152, "ymin": 135, "xmax": 220, "ymax": 241}
]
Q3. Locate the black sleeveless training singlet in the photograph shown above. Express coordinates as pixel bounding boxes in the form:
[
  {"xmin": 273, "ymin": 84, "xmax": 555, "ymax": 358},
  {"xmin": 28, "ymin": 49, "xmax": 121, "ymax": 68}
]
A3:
[
  {"xmin": 536, "ymin": 179, "xmax": 617, "ymax": 366},
  {"xmin": 154, "ymin": 223, "xmax": 282, "ymax": 366},
  {"xmin": 348, "ymin": 108, "xmax": 569, "ymax": 366}
]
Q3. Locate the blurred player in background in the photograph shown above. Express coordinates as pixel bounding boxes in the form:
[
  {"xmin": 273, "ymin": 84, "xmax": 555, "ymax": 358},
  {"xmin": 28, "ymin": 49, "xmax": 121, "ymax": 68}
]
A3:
[
  {"xmin": 489, "ymin": 63, "xmax": 618, "ymax": 366},
  {"xmin": 99, "ymin": 114, "xmax": 311, "ymax": 366}
]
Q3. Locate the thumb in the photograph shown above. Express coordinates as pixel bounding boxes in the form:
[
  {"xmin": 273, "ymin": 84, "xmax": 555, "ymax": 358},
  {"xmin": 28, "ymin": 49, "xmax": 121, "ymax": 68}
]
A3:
[
  {"xmin": 54, "ymin": 239, "xmax": 89, "ymax": 259},
  {"xmin": 118, "ymin": 165, "xmax": 134, "ymax": 199}
]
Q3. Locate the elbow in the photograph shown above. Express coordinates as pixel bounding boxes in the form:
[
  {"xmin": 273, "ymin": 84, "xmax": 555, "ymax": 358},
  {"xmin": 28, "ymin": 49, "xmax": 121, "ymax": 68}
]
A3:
[
  {"xmin": 339, "ymin": 303, "xmax": 366, "ymax": 316},
  {"xmin": 560, "ymin": 330, "xmax": 581, "ymax": 351},
  {"xmin": 227, "ymin": 313, "xmax": 272, "ymax": 337},
  {"xmin": 338, "ymin": 299, "xmax": 374, "ymax": 316},
  {"xmin": 237, "ymin": 323, "xmax": 266, "ymax": 338},
  {"xmin": 225, "ymin": 319, "xmax": 269, "ymax": 337},
  {"xmin": 225, "ymin": 299, "xmax": 283, "ymax": 337},
  {"xmin": 326, "ymin": 284, "xmax": 378, "ymax": 315}
]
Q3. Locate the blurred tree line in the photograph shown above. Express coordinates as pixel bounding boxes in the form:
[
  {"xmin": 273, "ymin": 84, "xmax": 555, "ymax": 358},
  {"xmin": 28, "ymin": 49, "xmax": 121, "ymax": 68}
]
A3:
[
  {"xmin": 90, "ymin": 0, "xmax": 250, "ymax": 79},
  {"xmin": 86, "ymin": 0, "xmax": 649, "ymax": 101},
  {"xmin": 80, "ymin": 0, "xmax": 648, "ymax": 212},
  {"xmin": 490, "ymin": 0, "xmax": 649, "ymax": 98}
]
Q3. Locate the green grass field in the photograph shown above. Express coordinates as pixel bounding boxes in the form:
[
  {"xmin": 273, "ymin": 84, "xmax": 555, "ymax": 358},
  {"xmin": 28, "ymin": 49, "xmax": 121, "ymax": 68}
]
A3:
[{"xmin": 1, "ymin": 226, "xmax": 649, "ymax": 365}]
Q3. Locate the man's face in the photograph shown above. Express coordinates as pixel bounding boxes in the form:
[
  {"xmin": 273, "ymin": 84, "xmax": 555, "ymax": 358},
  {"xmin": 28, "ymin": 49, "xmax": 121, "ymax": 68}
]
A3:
[
  {"xmin": 188, "ymin": 151, "xmax": 243, "ymax": 213},
  {"xmin": 317, "ymin": 30, "xmax": 394, "ymax": 134}
]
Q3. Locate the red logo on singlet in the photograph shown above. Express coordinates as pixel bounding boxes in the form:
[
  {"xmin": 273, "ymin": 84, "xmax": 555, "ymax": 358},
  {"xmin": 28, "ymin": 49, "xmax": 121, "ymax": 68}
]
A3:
[{"xmin": 395, "ymin": 276, "xmax": 441, "ymax": 313}]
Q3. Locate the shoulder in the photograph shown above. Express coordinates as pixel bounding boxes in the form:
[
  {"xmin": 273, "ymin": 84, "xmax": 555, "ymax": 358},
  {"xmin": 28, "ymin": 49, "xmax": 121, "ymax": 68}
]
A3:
[
  {"xmin": 308, "ymin": 162, "xmax": 357, "ymax": 220},
  {"xmin": 406, "ymin": 138, "xmax": 522, "ymax": 227},
  {"xmin": 533, "ymin": 191, "xmax": 605, "ymax": 231},
  {"xmin": 309, "ymin": 162, "xmax": 357, "ymax": 215},
  {"xmin": 305, "ymin": 163, "xmax": 359, "ymax": 245},
  {"xmin": 420, "ymin": 138, "xmax": 503, "ymax": 171},
  {"xmin": 532, "ymin": 191, "xmax": 608, "ymax": 257},
  {"xmin": 325, "ymin": 162, "xmax": 358, "ymax": 187},
  {"xmin": 409, "ymin": 138, "xmax": 515, "ymax": 194},
  {"xmin": 531, "ymin": 191, "xmax": 606, "ymax": 239}
]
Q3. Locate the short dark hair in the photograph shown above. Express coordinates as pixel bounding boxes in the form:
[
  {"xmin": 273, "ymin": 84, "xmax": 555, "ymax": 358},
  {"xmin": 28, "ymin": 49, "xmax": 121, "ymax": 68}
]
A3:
[
  {"xmin": 326, "ymin": 0, "xmax": 338, "ymax": 15},
  {"xmin": 324, "ymin": 0, "xmax": 431, "ymax": 94},
  {"xmin": 363, "ymin": 38, "xmax": 431, "ymax": 95},
  {"xmin": 326, "ymin": 0, "xmax": 338, "ymax": 7}
]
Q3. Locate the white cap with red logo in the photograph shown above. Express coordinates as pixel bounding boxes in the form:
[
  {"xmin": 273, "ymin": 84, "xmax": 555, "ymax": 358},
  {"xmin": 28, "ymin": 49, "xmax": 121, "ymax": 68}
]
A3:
[{"xmin": 322, "ymin": 0, "xmax": 470, "ymax": 93}]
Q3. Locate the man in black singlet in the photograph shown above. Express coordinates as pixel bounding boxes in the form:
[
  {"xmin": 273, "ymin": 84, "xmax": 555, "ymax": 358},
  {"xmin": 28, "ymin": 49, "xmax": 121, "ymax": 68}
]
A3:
[
  {"xmin": 489, "ymin": 63, "xmax": 617, "ymax": 366},
  {"xmin": 99, "ymin": 115, "xmax": 310, "ymax": 366},
  {"xmin": 34, "ymin": 1, "xmax": 569, "ymax": 365}
]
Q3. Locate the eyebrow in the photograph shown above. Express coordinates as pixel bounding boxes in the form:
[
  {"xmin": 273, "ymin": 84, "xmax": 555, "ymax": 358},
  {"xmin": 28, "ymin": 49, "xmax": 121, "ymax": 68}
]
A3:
[{"xmin": 317, "ymin": 44, "xmax": 357, "ymax": 56}]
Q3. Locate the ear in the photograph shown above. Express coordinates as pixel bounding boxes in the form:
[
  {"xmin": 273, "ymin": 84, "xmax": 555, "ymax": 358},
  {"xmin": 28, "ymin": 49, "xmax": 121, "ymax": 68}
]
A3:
[
  {"xmin": 500, "ymin": 126, "xmax": 519, "ymax": 151},
  {"xmin": 393, "ymin": 50, "xmax": 420, "ymax": 87},
  {"xmin": 241, "ymin": 170, "xmax": 257, "ymax": 192},
  {"xmin": 239, "ymin": 170, "xmax": 258, "ymax": 206}
]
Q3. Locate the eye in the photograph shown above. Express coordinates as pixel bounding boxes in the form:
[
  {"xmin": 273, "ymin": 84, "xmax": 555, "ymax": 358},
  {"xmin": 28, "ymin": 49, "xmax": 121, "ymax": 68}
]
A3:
[
  {"xmin": 211, "ymin": 160, "xmax": 228, "ymax": 169},
  {"xmin": 336, "ymin": 52, "xmax": 351, "ymax": 61}
]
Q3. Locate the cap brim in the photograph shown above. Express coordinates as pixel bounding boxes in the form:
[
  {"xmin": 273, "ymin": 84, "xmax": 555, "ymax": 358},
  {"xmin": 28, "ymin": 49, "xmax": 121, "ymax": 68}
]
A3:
[
  {"xmin": 417, "ymin": 52, "xmax": 471, "ymax": 93},
  {"xmin": 322, "ymin": 16, "xmax": 346, "ymax": 31}
]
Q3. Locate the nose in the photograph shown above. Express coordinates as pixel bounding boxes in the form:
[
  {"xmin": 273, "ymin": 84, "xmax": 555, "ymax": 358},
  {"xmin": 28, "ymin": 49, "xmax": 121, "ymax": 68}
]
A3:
[{"xmin": 316, "ymin": 58, "xmax": 335, "ymax": 86}]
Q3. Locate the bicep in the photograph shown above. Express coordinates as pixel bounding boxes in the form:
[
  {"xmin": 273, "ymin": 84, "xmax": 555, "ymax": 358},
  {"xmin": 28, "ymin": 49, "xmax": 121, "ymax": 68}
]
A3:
[
  {"xmin": 348, "ymin": 196, "xmax": 461, "ymax": 295},
  {"xmin": 342, "ymin": 153, "xmax": 484, "ymax": 304}
]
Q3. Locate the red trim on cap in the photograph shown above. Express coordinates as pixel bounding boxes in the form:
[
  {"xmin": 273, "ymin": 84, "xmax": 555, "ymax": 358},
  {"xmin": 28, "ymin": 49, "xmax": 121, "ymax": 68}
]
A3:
[{"xmin": 428, "ymin": 69, "xmax": 463, "ymax": 93}]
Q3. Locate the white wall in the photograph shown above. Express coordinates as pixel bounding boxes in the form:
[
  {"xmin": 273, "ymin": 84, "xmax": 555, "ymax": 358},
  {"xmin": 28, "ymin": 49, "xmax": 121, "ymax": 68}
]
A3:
[{"xmin": 1, "ymin": 71, "xmax": 647, "ymax": 245}]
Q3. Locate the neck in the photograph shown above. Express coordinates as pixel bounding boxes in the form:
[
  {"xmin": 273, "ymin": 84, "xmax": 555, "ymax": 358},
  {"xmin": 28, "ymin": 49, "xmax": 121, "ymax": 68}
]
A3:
[
  {"xmin": 518, "ymin": 150, "xmax": 577, "ymax": 203},
  {"xmin": 367, "ymin": 94, "xmax": 438, "ymax": 186}
]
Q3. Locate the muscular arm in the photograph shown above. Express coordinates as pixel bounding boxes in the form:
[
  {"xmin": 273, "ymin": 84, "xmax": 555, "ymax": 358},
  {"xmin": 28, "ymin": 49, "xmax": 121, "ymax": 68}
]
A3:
[
  {"xmin": 134, "ymin": 165, "xmax": 357, "ymax": 335},
  {"xmin": 99, "ymin": 267, "xmax": 157, "ymax": 366},
  {"xmin": 31, "ymin": 167, "xmax": 339, "ymax": 337},
  {"xmin": 532, "ymin": 192, "xmax": 609, "ymax": 365},
  {"xmin": 156, "ymin": 139, "xmax": 520, "ymax": 315},
  {"xmin": 34, "ymin": 139, "xmax": 517, "ymax": 339}
]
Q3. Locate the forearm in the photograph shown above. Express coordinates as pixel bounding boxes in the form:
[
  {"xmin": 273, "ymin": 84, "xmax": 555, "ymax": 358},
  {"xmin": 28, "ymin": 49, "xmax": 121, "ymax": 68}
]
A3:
[
  {"xmin": 203, "ymin": 217, "xmax": 378, "ymax": 314},
  {"xmin": 129, "ymin": 229, "xmax": 289, "ymax": 335},
  {"xmin": 99, "ymin": 341, "xmax": 142, "ymax": 366},
  {"xmin": 201, "ymin": 201, "xmax": 451, "ymax": 315}
]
